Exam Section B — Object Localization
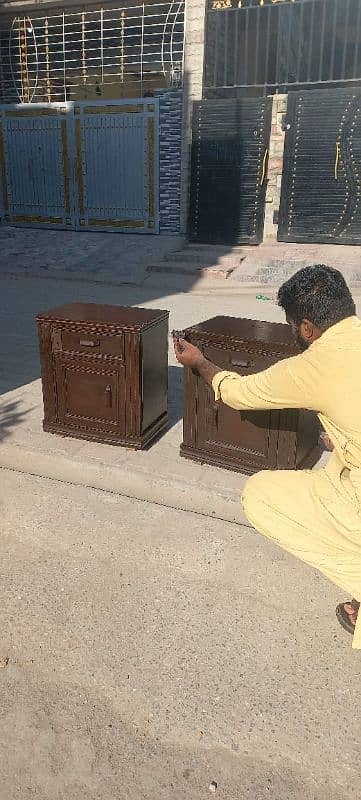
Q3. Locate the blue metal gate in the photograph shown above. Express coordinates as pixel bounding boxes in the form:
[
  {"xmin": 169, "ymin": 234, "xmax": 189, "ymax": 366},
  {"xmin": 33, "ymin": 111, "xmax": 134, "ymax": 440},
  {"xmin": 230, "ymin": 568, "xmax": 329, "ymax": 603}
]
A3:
[{"xmin": 0, "ymin": 98, "xmax": 159, "ymax": 233}]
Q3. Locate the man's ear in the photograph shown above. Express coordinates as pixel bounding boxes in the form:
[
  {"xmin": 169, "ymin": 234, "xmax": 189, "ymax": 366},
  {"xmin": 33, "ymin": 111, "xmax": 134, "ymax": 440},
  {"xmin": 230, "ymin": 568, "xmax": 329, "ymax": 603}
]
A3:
[{"xmin": 300, "ymin": 318, "xmax": 320, "ymax": 343}]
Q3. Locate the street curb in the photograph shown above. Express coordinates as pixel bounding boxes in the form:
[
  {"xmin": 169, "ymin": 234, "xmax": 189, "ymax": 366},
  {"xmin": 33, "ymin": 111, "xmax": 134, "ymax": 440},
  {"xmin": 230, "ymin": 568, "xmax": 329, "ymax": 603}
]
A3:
[{"xmin": 0, "ymin": 443, "xmax": 250, "ymax": 527}]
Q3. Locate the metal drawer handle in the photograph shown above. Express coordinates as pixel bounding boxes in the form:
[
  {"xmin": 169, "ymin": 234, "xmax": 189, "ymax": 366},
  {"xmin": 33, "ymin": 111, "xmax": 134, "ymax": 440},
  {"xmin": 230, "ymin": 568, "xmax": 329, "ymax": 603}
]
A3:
[
  {"xmin": 79, "ymin": 339, "xmax": 100, "ymax": 347},
  {"xmin": 231, "ymin": 359, "xmax": 255, "ymax": 369}
]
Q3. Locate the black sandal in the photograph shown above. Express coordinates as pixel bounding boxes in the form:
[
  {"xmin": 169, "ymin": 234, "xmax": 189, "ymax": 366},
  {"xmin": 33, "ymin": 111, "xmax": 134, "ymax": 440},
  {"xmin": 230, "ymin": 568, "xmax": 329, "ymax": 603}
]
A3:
[{"xmin": 336, "ymin": 599, "xmax": 360, "ymax": 635}]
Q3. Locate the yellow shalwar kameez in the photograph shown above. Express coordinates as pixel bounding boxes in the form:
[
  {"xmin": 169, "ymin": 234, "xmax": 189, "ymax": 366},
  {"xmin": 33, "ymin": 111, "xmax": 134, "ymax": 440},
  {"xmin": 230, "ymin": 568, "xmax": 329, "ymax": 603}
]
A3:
[{"xmin": 211, "ymin": 316, "xmax": 361, "ymax": 649}]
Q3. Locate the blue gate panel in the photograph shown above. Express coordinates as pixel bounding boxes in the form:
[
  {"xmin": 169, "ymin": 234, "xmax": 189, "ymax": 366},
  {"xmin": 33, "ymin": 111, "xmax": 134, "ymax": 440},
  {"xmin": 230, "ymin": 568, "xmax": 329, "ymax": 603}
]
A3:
[
  {"xmin": 0, "ymin": 105, "xmax": 74, "ymax": 228},
  {"xmin": 75, "ymin": 100, "xmax": 159, "ymax": 233}
]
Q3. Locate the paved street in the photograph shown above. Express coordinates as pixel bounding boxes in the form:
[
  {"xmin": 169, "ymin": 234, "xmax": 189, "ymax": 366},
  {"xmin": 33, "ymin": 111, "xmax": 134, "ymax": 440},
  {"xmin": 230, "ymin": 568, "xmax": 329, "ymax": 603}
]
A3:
[{"xmin": 1, "ymin": 469, "xmax": 361, "ymax": 800}]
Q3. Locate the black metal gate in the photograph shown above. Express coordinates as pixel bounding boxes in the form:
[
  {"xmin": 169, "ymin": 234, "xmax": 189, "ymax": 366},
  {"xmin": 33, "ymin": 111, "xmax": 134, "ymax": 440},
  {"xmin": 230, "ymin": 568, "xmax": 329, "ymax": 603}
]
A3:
[
  {"xmin": 189, "ymin": 97, "xmax": 272, "ymax": 245},
  {"xmin": 204, "ymin": 0, "xmax": 361, "ymax": 97},
  {"xmin": 278, "ymin": 88, "xmax": 361, "ymax": 244}
]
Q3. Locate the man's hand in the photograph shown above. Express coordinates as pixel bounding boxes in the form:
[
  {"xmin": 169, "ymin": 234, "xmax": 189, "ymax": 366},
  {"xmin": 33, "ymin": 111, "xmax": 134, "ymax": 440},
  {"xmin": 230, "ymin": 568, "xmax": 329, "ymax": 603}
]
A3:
[
  {"xmin": 173, "ymin": 338, "xmax": 204, "ymax": 369},
  {"xmin": 173, "ymin": 337, "xmax": 221, "ymax": 387}
]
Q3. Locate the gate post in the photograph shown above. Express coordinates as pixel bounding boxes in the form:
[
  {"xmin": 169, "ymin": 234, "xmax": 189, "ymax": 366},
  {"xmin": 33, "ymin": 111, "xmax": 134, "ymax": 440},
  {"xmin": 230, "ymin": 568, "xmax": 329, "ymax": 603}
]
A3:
[{"xmin": 264, "ymin": 94, "xmax": 287, "ymax": 240}]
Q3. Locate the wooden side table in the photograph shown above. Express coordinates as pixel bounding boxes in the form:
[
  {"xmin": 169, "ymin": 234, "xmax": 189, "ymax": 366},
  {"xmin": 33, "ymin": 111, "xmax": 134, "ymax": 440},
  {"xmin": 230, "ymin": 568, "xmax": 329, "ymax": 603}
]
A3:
[
  {"xmin": 37, "ymin": 303, "xmax": 169, "ymax": 449},
  {"xmin": 180, "ymin": 316, "xmax": 321, "ymax": 474}
]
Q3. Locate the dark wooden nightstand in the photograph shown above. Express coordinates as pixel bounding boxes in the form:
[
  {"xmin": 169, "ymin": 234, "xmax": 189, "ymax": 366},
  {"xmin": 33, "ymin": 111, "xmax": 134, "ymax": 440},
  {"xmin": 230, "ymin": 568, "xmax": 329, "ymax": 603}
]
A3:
[
  {"xmin": 37, "ymin": 303, "xmax": 169, "ymax": 449},
  {"xmin": 180, "ymin": 316, "xmax": 321, "ymax": 474}
]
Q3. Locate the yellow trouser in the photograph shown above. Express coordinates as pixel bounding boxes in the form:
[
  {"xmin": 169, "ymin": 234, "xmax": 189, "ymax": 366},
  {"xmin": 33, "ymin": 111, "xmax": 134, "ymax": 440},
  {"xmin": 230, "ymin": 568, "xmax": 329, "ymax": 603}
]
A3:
[{"xmin": 242, "ymin": 454, "xmax": 361, "ymax": 649}]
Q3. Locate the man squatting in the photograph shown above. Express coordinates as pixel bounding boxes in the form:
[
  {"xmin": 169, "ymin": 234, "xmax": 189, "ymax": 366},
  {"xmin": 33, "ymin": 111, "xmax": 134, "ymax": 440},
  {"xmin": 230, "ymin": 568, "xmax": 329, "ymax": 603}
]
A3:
[{"xmin": 174, "ymin": 266, "xmax": 361, "ymax": 648}]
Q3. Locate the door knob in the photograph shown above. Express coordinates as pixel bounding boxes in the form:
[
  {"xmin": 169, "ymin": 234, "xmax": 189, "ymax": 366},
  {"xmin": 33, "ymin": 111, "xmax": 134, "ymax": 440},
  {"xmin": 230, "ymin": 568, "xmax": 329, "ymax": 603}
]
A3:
[{"xmin": 105, "ymin": 385, "xmax": 112, "ymax": 408}]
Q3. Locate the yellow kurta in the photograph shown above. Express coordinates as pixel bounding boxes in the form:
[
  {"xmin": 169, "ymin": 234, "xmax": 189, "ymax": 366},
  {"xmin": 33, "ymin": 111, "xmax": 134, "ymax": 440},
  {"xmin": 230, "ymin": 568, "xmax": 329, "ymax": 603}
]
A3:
[{"xmin": 212, "ymin": 316, "xmax": 361, "ymax": 648}]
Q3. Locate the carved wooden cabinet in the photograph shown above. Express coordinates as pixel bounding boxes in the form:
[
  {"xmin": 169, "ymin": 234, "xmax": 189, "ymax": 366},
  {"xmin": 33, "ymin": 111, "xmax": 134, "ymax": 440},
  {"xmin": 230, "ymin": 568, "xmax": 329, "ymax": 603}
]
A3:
[
  {"xmin": 180, "ymin": 316, "xmax": 321, "ymax": 474},
  {"xmin": 37, "ymin": 303, "xmax": 169, "ymax": 449}
]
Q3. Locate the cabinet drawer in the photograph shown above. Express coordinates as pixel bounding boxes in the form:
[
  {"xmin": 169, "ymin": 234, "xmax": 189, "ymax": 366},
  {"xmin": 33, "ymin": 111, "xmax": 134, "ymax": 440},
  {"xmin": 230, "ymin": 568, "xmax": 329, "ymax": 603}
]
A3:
[
  {"xmin": 202, "ymin": 345, "xmax": 275, "ymax": 375},
  {"xmin": 52, "ymin": 328, "xmax": 124, "ymax": 360}
]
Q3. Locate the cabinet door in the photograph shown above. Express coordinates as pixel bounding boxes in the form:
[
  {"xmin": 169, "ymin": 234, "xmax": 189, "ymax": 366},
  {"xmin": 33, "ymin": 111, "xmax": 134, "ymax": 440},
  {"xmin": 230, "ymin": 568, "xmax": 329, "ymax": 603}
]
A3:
[
  {"xmin": 55, "ymin": 356, "xmax": 126, "ymax": 435},
  {"xmin": 195, "ymin": 345, "xmax": 280, "ymax": 471}
]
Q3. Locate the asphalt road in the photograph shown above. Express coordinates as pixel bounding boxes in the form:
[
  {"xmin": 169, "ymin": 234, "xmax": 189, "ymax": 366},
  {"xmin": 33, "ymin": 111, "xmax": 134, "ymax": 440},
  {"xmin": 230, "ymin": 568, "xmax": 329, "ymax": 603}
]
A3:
[{"xmin": 1, "ymin": 469, "xmax": 360, "ymax": 800}]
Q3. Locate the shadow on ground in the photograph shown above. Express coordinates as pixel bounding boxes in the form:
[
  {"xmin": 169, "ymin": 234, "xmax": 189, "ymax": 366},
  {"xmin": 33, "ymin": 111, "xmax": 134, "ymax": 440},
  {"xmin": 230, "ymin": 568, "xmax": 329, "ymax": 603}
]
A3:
[
  {"xmin": 168, "ymin": 365, "xmax": 183, "ymax": 428},
  {"xmin": 0, "ymin": 226, "xmax": 239, "ymax": 397},
  {"xmin": 0, "ymin": 400, "xmax": 30, "ymax": 442}
]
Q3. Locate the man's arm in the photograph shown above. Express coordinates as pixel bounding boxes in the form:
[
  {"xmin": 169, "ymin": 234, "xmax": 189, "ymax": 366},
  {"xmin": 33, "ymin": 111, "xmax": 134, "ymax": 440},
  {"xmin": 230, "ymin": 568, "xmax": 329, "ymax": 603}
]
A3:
[{"xmin": 173, "ymin": 337, "xmax": 317, "ymax": 412}]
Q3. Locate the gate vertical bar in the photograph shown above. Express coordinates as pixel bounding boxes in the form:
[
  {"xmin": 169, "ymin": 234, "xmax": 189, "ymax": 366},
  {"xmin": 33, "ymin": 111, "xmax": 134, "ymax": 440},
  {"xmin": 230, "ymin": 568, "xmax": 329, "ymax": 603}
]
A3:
[
  {"xmin": 329, "ymin": 0, "xmax": 338, "ymax": 80},
  {"xmin": 140, "ymin": 2, "xmax": 145, "ymax": 97},
  {"xmin": 62, "ymin": 13, "xmax": 67, "ymax": 101},
  {"xmin": 120, "ymin": 11, "xmax": 125, "ymax": 89},
  {"xmin": 296, "ymin": 0, "xmax": 304, "ymax": 84},
  {"xmin": 284, "ymin": 4, "xmax": 293, "ymax": 86},
  {"xmin": 223, "ymin": 7, "xmax": 229, "ymax": 88},
  {"xmin": 265, "ymin": 4, "xmax": 271, "ymax": 89},
  {"xmin": 233, "ymin": 7, "xmax": 239, "ymax": 89},
  {"xmin": 45, "ymin": 17, "xmax": 51, "ymax": 102},
  {"xmin": 275, "ymin": 6, "xmax": 281, "ymax": 87},
  {"xmin": 353, "ymin": 0, "xmax": 361, "ymax": 78},
  {"xmin": 307, "ymin": 1, "xmax": 316, "ymax": 82},
  {"xmin": 100, "ymin": 8, "xmax": 104, "ymax": 86},
  {"xmin": 244, "ymin": 7, "xmax": 249, "ymax": 86},
  {"xmin": 81, "ymin": 12, "xmax": 86, "ymax": 88},
  {"xmin": 318, "ymin": 0, "xmax": 326, "ymax": 83},
  {"xmin": 341, "ymin": 0, "xmax": 351, "ymax": 80},
  {"xmin": 213, "ymin": 10, "xmax": 219, "ymax": 89}
]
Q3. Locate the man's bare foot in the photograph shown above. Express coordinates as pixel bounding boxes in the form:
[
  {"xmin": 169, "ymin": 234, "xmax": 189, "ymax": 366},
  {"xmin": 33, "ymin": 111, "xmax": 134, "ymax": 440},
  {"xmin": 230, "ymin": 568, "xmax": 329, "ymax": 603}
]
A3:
[
  {"xmin": 342, "ymin": 602, "xmax": 359, "ymax": 627},
  {"xmin": 336, "ymin": 599, "xmax": 360, "ymax": 634},
  {"xmin": 319, "ymin": 433, "xmax": 334, "ymax": 452}
]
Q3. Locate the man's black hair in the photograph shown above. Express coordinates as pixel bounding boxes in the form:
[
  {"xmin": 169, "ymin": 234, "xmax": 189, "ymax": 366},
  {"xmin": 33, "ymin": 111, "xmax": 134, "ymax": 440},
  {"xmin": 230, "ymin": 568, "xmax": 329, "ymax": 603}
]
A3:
[{"xmin": 277, "ymin": 265, "xmax": 356, "ymax": 329}]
